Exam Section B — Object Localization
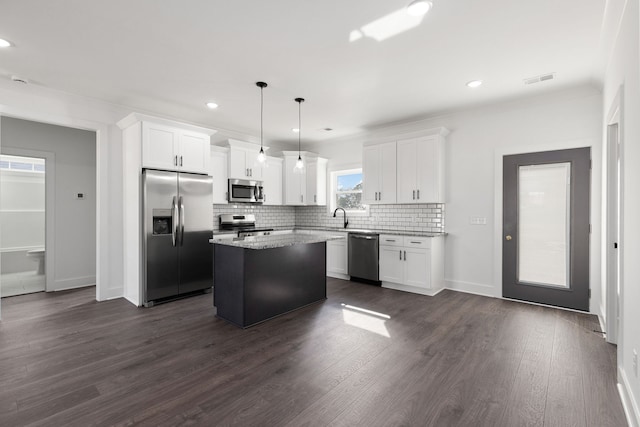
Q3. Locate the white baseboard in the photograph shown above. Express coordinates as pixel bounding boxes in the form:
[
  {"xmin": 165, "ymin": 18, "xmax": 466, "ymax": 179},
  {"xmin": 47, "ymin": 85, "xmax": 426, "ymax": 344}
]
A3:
[
  {"xmin": 124, "ymin": 295, "xmax": 141, "ymax": 307},
  {"xmin": 327, "ymin": 272, "xmax": 350, "ymax": 280},
  {"xmin": 445, "ymin": 279, "xmax": 497, "ymax": 298},
  {"xmin": 381, "ymin": 282, "xmax": 444, "ymax": 297},
  {"xmin": 618, "ymin": 367, "xmax": 640, "ymax": 427},
  {"xmin": 52, "ymin": 275, "xmax": 96, "ymax": 292}
]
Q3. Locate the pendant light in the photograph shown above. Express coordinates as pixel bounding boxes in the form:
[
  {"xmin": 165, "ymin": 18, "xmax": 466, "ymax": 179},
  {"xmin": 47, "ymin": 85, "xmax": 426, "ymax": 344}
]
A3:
[
  {"xmin": 256, "ymin": 82, "xmax": 268, "ymax": 163},
  {"xmin": 294, "ymin": 97, "xmax": 305, "ymax": 172},
  {"xmin": 256, "ymin": 82, "xmax": 267, "ymax": 163}
]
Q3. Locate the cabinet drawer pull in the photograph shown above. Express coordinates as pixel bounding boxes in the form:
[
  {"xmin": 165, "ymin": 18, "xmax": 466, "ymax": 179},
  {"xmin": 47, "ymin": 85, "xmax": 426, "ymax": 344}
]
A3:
[
  {"xmin": 410, "ymin": 241, "xmax": 422, "ymax": 244},
  {"xmin": 386, "ymin": 239, "xmax": 396, "ymax": 242}
]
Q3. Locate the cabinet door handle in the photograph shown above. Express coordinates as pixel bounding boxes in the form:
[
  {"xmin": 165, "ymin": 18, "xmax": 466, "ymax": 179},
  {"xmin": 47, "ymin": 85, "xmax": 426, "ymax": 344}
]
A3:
[
  {"xmin": 249, "ymin": 168, "xmax": 252, "ymax": 177},
  {"xmin": 174, "ymin": 155, "xmax": 178, "ymax": 166},
  {"xmin": 410, "ymin": 241, "xmax": 421, "ymax": 244},
  {"xmin": 417, "ymin": 189, "xmax": 420, "ymax": 199},
  {"xmin": 399, "ymin": 250, "xmax": 402, "ymax": 260},
  {"xmin": 412, "ymin": 190, "xmax": 415, "ymax": 200},
  {"xmin": 314, "ymin": 195, "xmax": 317, "ymax": 203},
  {"xmin": 379, "ymin": 191, "xmax": 381, "ymax": 200},
  {"xmin": 404, "ymin": 251, "xmax": 406, "ymax": 260},
  {"xmin": 179, "ymin": 156, "xmax": 183, "ymax": 167}
]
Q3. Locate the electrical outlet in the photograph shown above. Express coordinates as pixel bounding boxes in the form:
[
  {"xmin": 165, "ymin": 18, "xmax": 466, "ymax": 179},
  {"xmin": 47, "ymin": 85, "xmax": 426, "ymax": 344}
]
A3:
[
  {"xmin": 634, "ymin": 349, "xmax": 638, "ymax": 377},
  {"xmin": 469, "ymin": 216, "xmax": 487, "ymax": 225}
]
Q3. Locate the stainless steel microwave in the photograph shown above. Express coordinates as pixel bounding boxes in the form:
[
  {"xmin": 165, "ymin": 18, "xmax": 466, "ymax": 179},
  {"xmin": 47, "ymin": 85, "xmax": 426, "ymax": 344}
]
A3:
[{"xmin": 228, "ymin": 179, "xmax": 264, "ymax": 203}]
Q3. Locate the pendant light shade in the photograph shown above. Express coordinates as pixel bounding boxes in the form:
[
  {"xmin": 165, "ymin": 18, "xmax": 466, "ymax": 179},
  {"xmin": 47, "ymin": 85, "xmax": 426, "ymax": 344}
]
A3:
[
  {"xmin": 256, "ymin": 81, "xmax": 268, "ymax": 163},
  {"xmin": 294, "ymin": 97, "xmax": 305, "ymax": 173}
]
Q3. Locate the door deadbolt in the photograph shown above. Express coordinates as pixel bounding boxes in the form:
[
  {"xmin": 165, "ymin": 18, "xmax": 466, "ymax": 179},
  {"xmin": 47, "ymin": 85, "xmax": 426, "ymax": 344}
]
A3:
[{"xmin": 505, "ymin": 235, "xmax": 512, "ymax": 241}]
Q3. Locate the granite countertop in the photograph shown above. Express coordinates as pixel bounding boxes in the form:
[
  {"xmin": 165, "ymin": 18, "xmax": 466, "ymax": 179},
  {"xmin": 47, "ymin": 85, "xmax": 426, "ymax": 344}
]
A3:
[
  {"xmin": 291, "ymin": 226, "xmax": 447, "ymax": 237},
  {"xmin": 210, "ymin": 232, "xmax": 345, "ymax": 250},
  {"xmin": 211, "ymin": 227, "xmax": 447, "ymax": 239}
]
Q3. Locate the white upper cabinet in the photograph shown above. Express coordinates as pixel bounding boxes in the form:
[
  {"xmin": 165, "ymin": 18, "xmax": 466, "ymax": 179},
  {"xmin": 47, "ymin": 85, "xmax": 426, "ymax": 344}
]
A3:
[
  {"xmin": 227, "ymin": 140, "xmax": 264, "ymax": 180},
  {"xmin": 263, "ymin": 156, "xmax": 283, "ymax": 205},
  {"xmin": 283, "ymin": 155, "xmax": 307, "ymax": 205},
  {"xmin": 396, "ymin": 135, "xmax": 445, "ymax": 203},
  {"xmin": 141, "ymin": 122, "xmax": 211, "ymax": 174},
  {"xmin": 282, "ymin": 152, "xmax": 326, "ymax": 206},
  {"xmin": 363, "ymin": 142, "xmax": 396, "ymax": 204},
  {"xmin": 306, "ymin": 157, "xmax": 328, "ymax": 205},
  {"xmin": 210, "ymin": 147, "xmax": 228, "ymax": 204},
  {"xmin": 119, "ymin": 114, "xmax": 215, "ymax": 175}
]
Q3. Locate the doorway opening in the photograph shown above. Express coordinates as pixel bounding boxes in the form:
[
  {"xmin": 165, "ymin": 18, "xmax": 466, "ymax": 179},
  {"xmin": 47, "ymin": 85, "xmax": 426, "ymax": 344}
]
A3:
[{"xmin": 0, "ymin": 154, "xmax": 46, "ymax": 297}]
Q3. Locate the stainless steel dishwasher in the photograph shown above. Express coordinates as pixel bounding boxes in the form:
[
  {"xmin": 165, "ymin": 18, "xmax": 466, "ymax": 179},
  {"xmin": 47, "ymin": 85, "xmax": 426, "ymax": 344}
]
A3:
[{"xmin": 348, "ymin": 232, "xmax": 380, "ymax": 284}]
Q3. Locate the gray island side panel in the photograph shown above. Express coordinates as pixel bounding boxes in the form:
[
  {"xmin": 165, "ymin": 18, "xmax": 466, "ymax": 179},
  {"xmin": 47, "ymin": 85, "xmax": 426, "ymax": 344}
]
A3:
[{"xmin": 213, "ymin": 241, "xmax": 327, "ymax": 328}]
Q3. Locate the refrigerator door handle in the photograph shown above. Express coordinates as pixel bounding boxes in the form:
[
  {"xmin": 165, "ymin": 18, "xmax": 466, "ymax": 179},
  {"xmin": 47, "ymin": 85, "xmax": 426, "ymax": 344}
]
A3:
[
  {"xmin": 179, "ymin": 196, "xmax": 185, "ymax": 246},
  {"xmin": 171, "ymin": 196, "xmax": 178, "ymax": 247}
]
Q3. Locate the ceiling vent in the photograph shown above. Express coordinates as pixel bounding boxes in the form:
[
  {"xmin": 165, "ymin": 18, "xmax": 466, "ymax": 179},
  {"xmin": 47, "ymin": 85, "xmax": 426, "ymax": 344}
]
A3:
[{"xmin": 524, "ymin": 73, "xmax": 555, "ymax": 85}]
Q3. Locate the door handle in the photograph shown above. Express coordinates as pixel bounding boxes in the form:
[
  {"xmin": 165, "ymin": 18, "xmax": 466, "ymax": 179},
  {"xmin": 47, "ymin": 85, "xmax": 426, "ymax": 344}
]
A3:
[
  {"xmin": 171, "ymin": 196, "xmax": 178, "ymax": 247},
  {"xmin": 505, "ymin": 235, "xmax": 512, "ymax": 241},
  {"xmin": 179, "ymin": 196, "xmax": 185, "ymax": 246}
]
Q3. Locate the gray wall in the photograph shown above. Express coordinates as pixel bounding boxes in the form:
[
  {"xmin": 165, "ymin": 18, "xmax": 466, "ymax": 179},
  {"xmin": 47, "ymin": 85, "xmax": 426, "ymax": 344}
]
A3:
[{"xmin": 1, "ymin": 117, "xmax": 96, "ymax": 290}]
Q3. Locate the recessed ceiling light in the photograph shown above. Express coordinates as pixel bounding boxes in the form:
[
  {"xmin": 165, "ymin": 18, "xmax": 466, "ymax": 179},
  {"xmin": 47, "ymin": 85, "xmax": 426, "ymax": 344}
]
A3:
[
  {"xmin": 205, "ymin": 102, "xmax": 219, "ymax": 109},
  {"xmin": 0, "ymin": 38, "xmax": 12, "ymax": 48},
  {"xmin": 406, "ymin": 0, "xmax": 433, "ymax": 16},
  {"xmin": 292, "ymin": 128, "xmax": 300, "ymax": 133},
  {"xmin": 466, "ymin": 80, "xmax": 483, "ymax": 88}
]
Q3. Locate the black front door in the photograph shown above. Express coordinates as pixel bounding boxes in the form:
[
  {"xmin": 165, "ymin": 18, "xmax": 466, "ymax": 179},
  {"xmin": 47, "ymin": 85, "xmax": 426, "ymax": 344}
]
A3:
[{"xmin": 503, "ymin": 148, "xmax": 591, "ymax": 311}]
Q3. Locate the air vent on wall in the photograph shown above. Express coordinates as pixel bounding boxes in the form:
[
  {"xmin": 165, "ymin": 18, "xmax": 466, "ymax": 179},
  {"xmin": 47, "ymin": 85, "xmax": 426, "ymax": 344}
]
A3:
[{"xmin": 524, "ymin": 73, "xmax": 555, "ymax": 85}]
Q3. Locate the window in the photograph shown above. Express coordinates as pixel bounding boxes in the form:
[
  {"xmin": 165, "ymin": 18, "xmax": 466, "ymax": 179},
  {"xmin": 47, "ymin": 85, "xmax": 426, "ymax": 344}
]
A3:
[{"xmin": 331, "ymin": 168, "xmax": 366, "ymax": 213}]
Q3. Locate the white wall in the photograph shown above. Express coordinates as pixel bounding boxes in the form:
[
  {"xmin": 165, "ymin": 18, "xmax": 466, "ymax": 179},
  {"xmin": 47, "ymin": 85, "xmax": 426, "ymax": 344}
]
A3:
[
  {"xmin": 601, "ymin": 0, "xmax": 640, "ymax": 423},
  {"xmin": 307, "ymin": 85, "xmax": 602, "ymax": 304},
  {"xmin": 1, "ymin": 117, "xmax": 96, "ymax": 291}
]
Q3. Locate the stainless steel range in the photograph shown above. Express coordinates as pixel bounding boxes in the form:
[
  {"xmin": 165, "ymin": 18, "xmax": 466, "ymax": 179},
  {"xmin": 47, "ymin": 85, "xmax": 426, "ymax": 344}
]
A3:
[{"xmin": 219, "ymin": 214, "xmax": 274, "ymax": 237}]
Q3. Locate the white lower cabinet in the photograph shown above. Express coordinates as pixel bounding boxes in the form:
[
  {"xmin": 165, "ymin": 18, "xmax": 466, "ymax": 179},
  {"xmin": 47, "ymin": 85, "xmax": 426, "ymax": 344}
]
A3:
[
  {"xmin": 326, "ymin": 233, "xmax": 348, "ymax": 279},
  {"xmin": 379, "ymin": 235, "xmax": 444, "ymax": 296}
]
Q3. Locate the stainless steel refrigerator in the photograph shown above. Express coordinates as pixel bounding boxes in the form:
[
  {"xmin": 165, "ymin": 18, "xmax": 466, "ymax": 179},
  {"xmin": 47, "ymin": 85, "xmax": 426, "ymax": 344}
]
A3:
[{"xmin": 142, "ymin": 169, "xmax": 213, "ymax": 306}]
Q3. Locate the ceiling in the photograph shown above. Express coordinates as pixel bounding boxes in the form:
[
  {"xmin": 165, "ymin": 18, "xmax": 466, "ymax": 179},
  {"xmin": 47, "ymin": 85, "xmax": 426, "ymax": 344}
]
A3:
[{"xmin": 0, "ymin": 0, "xmax": 605, "ymax": 145}]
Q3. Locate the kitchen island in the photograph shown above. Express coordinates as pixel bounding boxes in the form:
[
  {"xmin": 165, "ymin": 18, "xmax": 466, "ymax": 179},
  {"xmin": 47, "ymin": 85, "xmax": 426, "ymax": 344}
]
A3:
[{"xmin": 211, "ymin": 232, "xmax": 344, "ymax": 328}]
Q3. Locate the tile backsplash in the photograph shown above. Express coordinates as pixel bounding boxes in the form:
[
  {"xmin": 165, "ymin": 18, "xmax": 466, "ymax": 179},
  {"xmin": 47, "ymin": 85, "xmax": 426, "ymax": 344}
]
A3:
[
  {"xmin": 213, "ymin": 203, "xmax": 444, "ymax": 233},
  {"xmin": 213, "ymin": 204, "xmax": 296, "ymax": 231},
  {"xmin": 296, "ymin": 204, "xmax": 444, "ymax": 233}
]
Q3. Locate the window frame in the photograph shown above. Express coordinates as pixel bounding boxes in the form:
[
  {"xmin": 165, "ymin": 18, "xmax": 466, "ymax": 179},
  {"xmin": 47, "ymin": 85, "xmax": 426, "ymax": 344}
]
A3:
[{"xmin": 329, "ymin": 168, "xmax": 369, "ymax": 216}]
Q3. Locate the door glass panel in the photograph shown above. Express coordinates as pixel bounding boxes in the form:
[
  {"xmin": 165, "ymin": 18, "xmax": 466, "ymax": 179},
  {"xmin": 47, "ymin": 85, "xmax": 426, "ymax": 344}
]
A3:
[{"xmin": 518, "ymin": 162, "xmax": 570, "ymax": 287}]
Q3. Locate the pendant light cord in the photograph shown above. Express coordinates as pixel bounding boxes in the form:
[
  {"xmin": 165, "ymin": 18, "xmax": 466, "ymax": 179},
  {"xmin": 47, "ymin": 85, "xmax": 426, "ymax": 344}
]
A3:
[
  {"xmin": 298, "ymin": 101, "xmax": 301, "ymax": 155},
  {"xmin": 260, "ymin": 86, "xmax": 264, "ymax": 151}
]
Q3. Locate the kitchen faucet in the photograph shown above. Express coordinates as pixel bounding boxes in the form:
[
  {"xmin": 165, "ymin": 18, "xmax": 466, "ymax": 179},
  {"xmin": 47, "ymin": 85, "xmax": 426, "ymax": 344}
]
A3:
[{"xmin": 333, "ymin": 207, "xmax": 349, "ymax": 229}]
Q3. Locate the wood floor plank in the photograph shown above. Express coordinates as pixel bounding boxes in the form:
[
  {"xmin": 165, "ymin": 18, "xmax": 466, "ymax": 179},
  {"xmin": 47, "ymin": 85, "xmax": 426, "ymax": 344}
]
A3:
[{"xmin": 0, "ymin": 280, "xmax": 627, "ymax": 427}]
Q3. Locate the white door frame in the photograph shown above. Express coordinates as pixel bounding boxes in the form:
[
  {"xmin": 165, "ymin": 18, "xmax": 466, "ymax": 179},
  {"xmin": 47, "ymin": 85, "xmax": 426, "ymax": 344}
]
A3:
[
  {"xmin": 605, "ymin": 87, "xmax": 623, "ymax": 345},
  {"xmin": 0, "ymin": 148, "xmax": 55, "ymax": 292},
  {"xmin": 0, "ymin": 108, "xmax": 110, "ymax": 308}
]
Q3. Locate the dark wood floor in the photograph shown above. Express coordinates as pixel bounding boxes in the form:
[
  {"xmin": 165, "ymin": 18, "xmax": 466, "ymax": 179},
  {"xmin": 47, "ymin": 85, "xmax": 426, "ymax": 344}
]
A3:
[{"xmin": 0, "ymin": 279, "xmax": 626, "ymax": 426}]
